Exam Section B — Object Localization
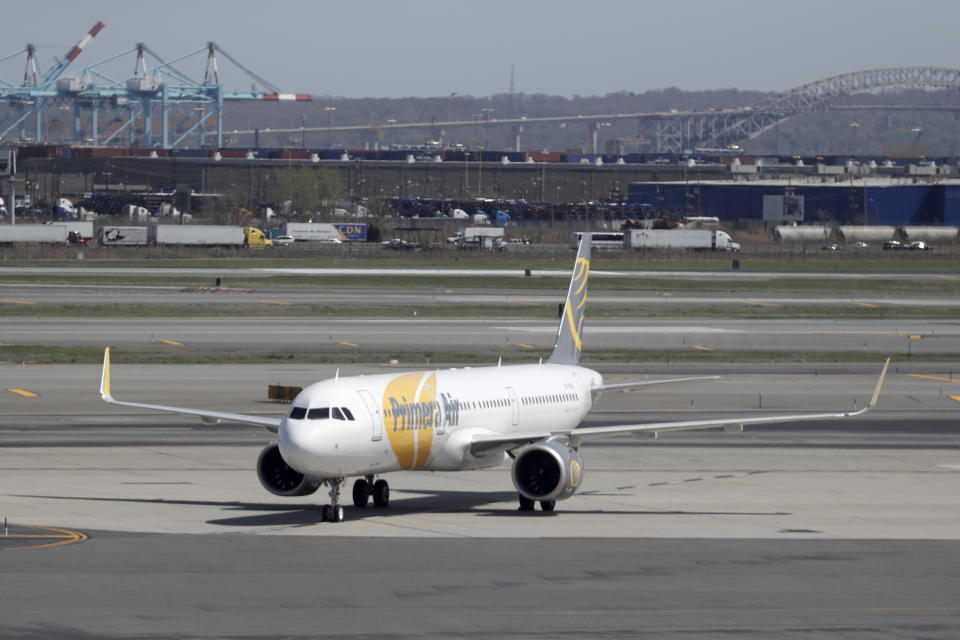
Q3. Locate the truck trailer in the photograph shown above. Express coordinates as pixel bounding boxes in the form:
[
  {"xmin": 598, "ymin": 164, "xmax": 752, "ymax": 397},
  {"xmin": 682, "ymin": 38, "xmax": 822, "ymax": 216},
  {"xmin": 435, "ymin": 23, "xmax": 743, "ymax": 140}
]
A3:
[
  {"xmin": 147, "ymin": 225, "xmax": 272, "ymax": 248},
  {"xmin": 280, "ymin": 222, "xmax": 367, "ymax": 243},
  {"xmin": 99, "ymin": 226, "xmax": 150, "ymax": 246},
  {"xmin": 0, "ymin": 222, "xmax": 91, "ymax": 245},
  {"xmin": 625, "ymin": 229, "xmax": 740, "ymax": 252}
]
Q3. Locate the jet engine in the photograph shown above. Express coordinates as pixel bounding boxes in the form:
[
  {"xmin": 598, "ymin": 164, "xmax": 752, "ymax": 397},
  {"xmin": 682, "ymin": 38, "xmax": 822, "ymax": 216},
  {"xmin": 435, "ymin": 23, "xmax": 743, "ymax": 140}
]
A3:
[
  {"xmin": 256, "ymin": 442, "xmax": 321, "ymax": 497},
  {"xmin": 511, "ymin": 440, "xmax": 584, "ymax": 502}
]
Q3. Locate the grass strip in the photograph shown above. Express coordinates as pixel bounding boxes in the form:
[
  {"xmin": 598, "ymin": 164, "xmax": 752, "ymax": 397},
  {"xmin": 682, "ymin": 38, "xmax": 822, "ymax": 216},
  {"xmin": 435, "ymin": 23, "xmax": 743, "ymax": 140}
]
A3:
[{"xmin": 0, "ymin": 344, "xmax": 940, "ymax": 366}]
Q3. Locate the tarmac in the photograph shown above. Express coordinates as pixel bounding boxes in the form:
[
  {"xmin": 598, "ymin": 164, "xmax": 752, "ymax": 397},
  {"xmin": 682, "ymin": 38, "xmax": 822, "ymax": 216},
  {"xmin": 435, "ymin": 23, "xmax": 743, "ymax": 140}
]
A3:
[{"xmin": 0, "ymin": 277, "xmax": 959, "ymax": 638}]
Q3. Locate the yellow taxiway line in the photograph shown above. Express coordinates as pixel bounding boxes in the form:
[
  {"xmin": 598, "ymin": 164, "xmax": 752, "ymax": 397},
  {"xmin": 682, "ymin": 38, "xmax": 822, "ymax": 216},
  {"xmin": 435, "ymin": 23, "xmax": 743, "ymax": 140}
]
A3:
[
  {"xmin": 908, "ymin": 373, "xmax": 960, "ymax": 384},
  {"xmin": 159, "ymin": 340, "xmax": 183, "ymax": 346},
  {"xmin": 7, "ymin": 388, "xmax": 38, "ymax": 398},
  {"xmin": 0, "ymin": 524, "xmax": 87, "ymax": 552}
]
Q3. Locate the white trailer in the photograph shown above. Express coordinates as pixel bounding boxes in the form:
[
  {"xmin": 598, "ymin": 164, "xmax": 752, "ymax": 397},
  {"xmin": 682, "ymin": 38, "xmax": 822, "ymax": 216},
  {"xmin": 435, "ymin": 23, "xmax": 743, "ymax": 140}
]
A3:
[
  {"xmin": 149, "ymin": 225, "xmax": 244, "ymax": 247},
  {"xmin": 625, "ymin": 229, "xmax": 740, "ymax": 252},
  {"xmin": 0, "ymin": 224, "xmax": 69, "ymax": 244},
  {"xmin": 280, "ymin": 222, "xmax": 367, "ymax": 242},
  {"xmin": 100, "ymin": 226, "xmax": 149, "ymax": 246}
]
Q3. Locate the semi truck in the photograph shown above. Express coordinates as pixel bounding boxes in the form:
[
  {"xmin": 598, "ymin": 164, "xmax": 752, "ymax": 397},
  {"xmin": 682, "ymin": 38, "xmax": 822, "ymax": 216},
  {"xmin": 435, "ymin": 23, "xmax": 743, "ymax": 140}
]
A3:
[
  {"xmin": 0, "ymin": 222, "xmax": 92, "ymax": 245},
  {"xmin": 447, "ymin": 226, "xmax": 505, "ymax": 250},
  {"xmin": 99, "ymin": 225, "xmax": 272, "ymax": 248},
  {"xmin": 280, "ymin": 222, "xmax": 367, "ymax": 242},
  {"xmin": 625, "ymin": 229, "xmax": 740, "ymax": 252}
]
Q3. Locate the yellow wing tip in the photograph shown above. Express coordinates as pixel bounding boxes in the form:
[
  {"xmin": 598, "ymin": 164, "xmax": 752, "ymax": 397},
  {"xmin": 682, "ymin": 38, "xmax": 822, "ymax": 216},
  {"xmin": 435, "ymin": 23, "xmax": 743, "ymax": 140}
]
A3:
[{"xmin": 100, "ymin": 347, "xmax": 111, "ymax": 399}]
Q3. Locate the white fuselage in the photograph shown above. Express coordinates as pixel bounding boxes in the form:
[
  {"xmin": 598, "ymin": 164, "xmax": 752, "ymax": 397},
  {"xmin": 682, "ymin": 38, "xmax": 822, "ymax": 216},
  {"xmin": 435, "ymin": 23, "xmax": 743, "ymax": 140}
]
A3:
[{"xmin": 278, "ymin": 363, "xmax": 603, "ymax": 478}]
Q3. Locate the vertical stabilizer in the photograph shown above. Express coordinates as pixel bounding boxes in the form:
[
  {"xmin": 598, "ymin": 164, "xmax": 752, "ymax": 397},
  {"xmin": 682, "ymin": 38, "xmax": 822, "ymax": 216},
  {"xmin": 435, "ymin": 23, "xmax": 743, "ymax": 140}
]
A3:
[{"xmin": 547, "ymin": 233, "xmax": 591, "ymax": 364}]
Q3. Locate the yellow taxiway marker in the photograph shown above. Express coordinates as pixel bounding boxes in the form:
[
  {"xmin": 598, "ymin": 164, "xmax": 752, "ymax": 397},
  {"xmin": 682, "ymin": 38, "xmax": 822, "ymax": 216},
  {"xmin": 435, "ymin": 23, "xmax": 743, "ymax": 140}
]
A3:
[
  {"xmin": 745, "ymin": 301, "xmax": 780, "ymax": 308},
  {"xmin": 516, "ymin": 343, "xmax": 536, "ymax": 350},
  {"xmin": 692, "ymin": 345, "xmax": 715, "ymax": 352},
  {"xmin": 7, "ymin": 388, "xmax": 38, "ymax": 398},
  {"xmin": 909, "ymin": 335, "xmax": 922, "ymax": 340},
  {"xmin": 1, "ymin": 299, "xmax": 36, "ymax": 305},
  {"xmin": 0, "ymin": 524, "xmax": 87, "ymax": 552},
  {"xmin": 950, "ymin": 395, "xmax": 960, "ymax": 404},
  {"xmin": 339, "ymin": 341, "xmax": 360, "ymax": 347},
  {"xmin": 856, "ymin": 302, "xmax": 878, "ymax": 308},
  {"xmin": 909, "ymin": 373, "xmax": 960, "ymax": 384},
  {"xmin": 258, "ymin": 300, "xmax": 293, "ymax": 305},
  {"xmin": 159, "ymin": 340, "xmax": 184, "ymax": 346}
]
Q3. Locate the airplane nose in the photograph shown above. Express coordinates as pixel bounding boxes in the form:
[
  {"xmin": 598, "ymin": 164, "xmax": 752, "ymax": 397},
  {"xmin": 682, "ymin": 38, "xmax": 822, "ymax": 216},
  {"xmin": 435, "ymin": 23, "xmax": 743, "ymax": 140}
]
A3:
[{"xmin": 278, "ymin": 418, "xmax": 317, "ymax": 473}]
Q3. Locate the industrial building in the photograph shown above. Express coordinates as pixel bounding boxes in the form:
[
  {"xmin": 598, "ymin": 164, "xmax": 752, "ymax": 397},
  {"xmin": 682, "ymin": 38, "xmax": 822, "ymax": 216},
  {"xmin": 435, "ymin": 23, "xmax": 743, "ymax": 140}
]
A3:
[{"xmin": 626, "ymin": 180, "xmax": 960, "ymax": 227}]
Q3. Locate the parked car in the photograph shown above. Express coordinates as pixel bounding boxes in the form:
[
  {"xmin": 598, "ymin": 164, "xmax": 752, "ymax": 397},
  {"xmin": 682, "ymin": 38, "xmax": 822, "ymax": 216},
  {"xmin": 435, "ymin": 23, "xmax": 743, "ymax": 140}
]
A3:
[
  {"xmin": 906, "ymin": 241, "xmax": 930, "ymax": 251},
  {"xmin": 849, "ymin": 241, "xmax": 869, "ymax": 248},
  {"xmin": 820, "ymin": 243, "xmax": 841, "ymax": 251},
  {"xmin": 882, "ymin": 240, "xmax": 903, "ymax": 250},
  {"xmin": 273, "ymin": 235, "xmax": 295, "ymax": 246}
]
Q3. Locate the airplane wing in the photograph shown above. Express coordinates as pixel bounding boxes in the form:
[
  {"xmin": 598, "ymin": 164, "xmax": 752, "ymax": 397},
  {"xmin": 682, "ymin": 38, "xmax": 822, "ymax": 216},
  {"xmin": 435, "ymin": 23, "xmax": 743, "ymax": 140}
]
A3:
[
  {"xmin": 470, "ymin": 358, "xmax": 889, "ymax": 457},
  {"xmin": 99, "ymin": 348, "xmax": 282, "ymax": 433},
  {"xmin": 594, "ymin": 375, "xmax": 721, "ymax": 392}
]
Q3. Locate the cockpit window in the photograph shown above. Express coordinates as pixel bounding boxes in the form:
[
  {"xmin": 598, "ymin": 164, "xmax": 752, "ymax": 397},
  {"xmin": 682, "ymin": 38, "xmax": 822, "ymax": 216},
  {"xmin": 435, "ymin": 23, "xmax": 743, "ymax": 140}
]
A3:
[
  {"xmin": 342, "ymin": 407, "xmax": 355, "ymax": 421},
  {"xmin": 332, "ymin": 407, "xmax": 345, "ymax": 420},
  {"xmin": 307, "ymin": 407, "xmax": 330, "ymax": 420},
  {"xmin": 288, "ymin": 406, "xmax": 307, "ymax": 420}
]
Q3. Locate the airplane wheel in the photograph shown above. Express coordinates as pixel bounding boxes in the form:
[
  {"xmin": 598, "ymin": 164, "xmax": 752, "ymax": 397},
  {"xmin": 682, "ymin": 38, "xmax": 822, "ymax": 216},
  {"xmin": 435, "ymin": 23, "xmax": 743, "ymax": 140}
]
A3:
[
  {"xmin": 333, "ymin": 505, "xmax": 345, "ymax": 523},
  {"xmin": 353, "ymin": 479, "xmax": 371, "ymax": 507},
  {"xmin": 540, "ymin": 500, "xmax": 556, "ymax": 512},
  {"xmin": 321, "ymin": 505, "xmax": 332, "ymax": 522},
  {"xmin": 373, "ymin": 479, "xmax": 390, "ymax": 508},
  {"xmin": 518, "ymin": 495, "xmax": 535, "ymax": 512}
]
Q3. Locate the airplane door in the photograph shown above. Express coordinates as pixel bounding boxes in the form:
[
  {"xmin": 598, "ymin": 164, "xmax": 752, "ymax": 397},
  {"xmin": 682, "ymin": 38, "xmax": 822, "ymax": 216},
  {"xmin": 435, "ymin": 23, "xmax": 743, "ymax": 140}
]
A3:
[
  {"xmin": 357, "ymin": 390, "xmax": 383, "ymax": 441},
  {"xmin": 505, "ymin": 386, "xmax": 520, "ymax": 426}
]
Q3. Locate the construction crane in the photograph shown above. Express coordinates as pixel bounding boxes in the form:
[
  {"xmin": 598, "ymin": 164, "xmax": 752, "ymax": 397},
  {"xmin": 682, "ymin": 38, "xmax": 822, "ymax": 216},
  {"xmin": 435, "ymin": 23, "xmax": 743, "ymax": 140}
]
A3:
[{"xmin": 0, "ymin": 25, "xmax": 311, "ymax": 149}]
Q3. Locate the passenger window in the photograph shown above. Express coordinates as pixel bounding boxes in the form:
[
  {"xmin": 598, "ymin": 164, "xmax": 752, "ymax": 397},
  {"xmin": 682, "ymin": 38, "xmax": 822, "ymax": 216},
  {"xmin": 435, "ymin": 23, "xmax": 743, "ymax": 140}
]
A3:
[
  {"xmin": 342, "ymin": 407, "xmax": 355, "ymax": 421},
  {"xmin": 307, "ymin": 407, "xmax": 330, "ymax": 420},
  {"xmin": 332, "ymin": 407, "xmax": 345, "ymax": 420},
  {"xmin": 289, "ymin": 406, "xmax": 307, "ymax": 420}
]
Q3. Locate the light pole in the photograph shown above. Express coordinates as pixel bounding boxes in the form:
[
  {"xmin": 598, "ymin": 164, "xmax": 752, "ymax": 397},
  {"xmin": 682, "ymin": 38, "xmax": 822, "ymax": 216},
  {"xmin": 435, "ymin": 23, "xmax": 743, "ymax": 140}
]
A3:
[
  {"xmin": 325, "ymin": 106, "xmax": 336, "ymax": 148},
  {"xmin": 386, "ymin": 119, "xmax": 397, "ymax": 149},
  {"xmin": 849, "ymin": 121, "xmax": 859, "ymax": 156},
  {"xmin": 481, "ymin": 108, "xmax": 494, "ymax": 150}
]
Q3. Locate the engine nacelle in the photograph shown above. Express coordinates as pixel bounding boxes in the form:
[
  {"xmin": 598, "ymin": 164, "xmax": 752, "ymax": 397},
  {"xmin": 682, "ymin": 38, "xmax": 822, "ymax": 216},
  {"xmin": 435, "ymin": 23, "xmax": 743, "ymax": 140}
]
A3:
[
  {"xmin": 511, "ymin": 441, "xmax": 584, "ymax": 502},
  {"xmin": 256, "ymin": 442, "xmax": 321, "ymax": 497}
]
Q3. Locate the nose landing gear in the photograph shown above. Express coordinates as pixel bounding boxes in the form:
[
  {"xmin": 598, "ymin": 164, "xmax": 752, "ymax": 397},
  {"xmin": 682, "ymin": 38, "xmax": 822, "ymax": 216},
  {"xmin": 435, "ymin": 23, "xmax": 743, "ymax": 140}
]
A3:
[{"xmin": 321, "ymin": 478, "xmax": 345, "ymax": 523}]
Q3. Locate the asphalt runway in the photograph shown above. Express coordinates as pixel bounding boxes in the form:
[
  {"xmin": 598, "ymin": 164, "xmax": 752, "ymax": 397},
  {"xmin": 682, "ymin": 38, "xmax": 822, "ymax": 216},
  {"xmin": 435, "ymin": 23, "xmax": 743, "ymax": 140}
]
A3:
[
  {"xmin": 2, "ymin": 315, "xmax": 958, "ymax": 355},
  {"xmin": 4, "ymin": 280, "xmax": 960, "ymax": 309},
  {"xmin": 2, "ymin": 274, "xmax": 960, "ymax": 637}
]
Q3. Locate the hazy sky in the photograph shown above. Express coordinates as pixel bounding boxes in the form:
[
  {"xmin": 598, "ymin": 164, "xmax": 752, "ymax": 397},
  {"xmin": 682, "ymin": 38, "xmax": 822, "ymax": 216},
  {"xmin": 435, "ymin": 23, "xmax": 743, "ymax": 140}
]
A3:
[{"xmin": 2, "ymin": 0, "xmax": 956, "ymax": 99}]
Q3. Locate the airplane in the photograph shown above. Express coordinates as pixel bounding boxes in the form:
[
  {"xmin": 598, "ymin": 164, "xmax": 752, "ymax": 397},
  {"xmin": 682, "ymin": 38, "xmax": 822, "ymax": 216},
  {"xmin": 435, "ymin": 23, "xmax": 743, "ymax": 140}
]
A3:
[{"xmin": 99, "ymin": 234, "xmax": 890, "ymax": 523}]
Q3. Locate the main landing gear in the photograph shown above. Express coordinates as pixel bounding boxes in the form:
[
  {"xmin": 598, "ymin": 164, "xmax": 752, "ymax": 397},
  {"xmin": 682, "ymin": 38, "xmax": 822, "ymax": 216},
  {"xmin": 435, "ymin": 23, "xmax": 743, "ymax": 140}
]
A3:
[
  {"xmin": 518, "ymin": 494, "xmax": 555, "ymax": 512},
  {"xmin": 353, "ymin": 475, "xmax": 390, "ymax": 508}
]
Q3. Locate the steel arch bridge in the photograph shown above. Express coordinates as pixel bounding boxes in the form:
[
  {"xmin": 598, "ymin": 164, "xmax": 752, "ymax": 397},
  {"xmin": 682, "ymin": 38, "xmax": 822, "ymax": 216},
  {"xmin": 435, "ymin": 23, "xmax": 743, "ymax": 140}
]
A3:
[{"xmin": 655, "ymin": 66, "xmax": 960, "ymax": 153}]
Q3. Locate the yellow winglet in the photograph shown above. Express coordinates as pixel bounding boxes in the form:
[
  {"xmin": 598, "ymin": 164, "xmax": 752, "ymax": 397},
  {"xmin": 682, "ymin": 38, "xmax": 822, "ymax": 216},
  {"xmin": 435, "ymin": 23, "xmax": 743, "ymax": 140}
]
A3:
[
  {"xmin": 99, "ymin": 347, "xmax": 112, "ymax": 400},
  {"xmin": 868, "ymin": 357, "xmax": 891, "ymax": 410}
]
